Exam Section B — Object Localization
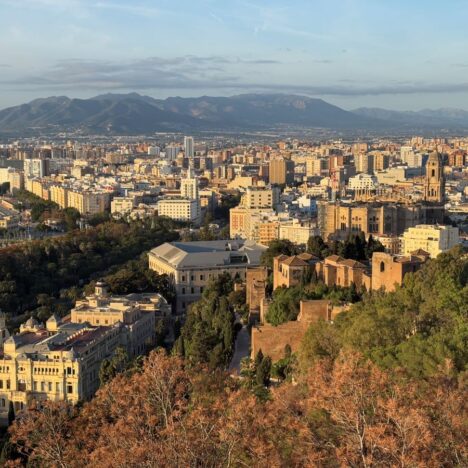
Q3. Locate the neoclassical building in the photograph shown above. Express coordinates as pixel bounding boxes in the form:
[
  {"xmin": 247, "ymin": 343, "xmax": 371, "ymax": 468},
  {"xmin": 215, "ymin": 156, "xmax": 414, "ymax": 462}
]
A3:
[{"xmin": 0, "ymin": 284, "xmax": 168, "ymax": 425}]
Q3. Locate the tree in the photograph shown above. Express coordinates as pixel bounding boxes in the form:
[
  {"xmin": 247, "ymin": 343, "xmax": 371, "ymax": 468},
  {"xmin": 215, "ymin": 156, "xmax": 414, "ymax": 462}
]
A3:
[
  {"xmin": 7, "ymin": 401, "xmax": 15, "ymax": 426},
  {"xmin": 99, "ymin": 347, "xmax": 130, "ymax": 386},
  {"xmin": 260, "ymin": 239, "xmax": 299, "ymax": 269},
  {"xmin": 307, "ymin": 235, "xmax": 327, "ymax": 259},
  {"xmin": 256, "ymin": 355, "xmax": 272, "ymax": 386}
]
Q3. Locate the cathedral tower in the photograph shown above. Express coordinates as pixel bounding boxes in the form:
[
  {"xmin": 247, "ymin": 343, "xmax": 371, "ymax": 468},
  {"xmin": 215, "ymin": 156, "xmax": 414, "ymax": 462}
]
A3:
[{"xmin": 424, "ymin": 151, "xmax": 444, "ymax": 204}]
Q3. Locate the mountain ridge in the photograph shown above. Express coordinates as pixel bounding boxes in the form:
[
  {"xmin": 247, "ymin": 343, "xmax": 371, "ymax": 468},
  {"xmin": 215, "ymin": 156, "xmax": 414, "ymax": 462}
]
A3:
[{"xmin": 0, "ymin": 93, "xmax": 467, "ymax": 135}]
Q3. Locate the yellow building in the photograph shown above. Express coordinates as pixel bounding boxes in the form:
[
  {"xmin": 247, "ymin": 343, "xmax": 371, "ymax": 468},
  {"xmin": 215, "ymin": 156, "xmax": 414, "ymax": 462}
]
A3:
[
  {"xmin": 269, "ymin": 158, "xmax": 294, "ymax": 185},
  {"xmin": 242, "ymin": 186, "xmax": 279, "ymax": 209},
  {"xmin": 0, "ymin": 315, "xmax": 121, "ymax": 425},
  {"xmin": 49, "ymin": 185, "xmax": 69, "ymax": 209},
  {"xmin": 401, "ymin": 224, "xmax": 459, "ymax": 258},
  {"xmin": 67, "ymin": 190, "xmax": 110, "ymax": 215},
  {"xmin": 0, "ymin": 284, "xmax": 166, "ymax": 425}
]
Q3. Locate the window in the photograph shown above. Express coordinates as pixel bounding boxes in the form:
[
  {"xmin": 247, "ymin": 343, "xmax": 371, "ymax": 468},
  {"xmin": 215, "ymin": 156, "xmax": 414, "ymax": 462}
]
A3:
[
  {"xmin": 182, "ymin": 287, "xmax": 186, "ymax": 294},
  {"xmin": 48, "ymin": 382, "xmax": 52, "ymax": 392},
  {"xmin": 181, "ymin": 275, "xmax": 186, "ymax": 282},
  {"xmin": 191, "ymin": 287, "xmax": 195, "ymax": 294},
  {"xmin": 431, "ymin": 169, "xmax": 435, "ymax": 177},
  {"xmin": 0, "ymin": 380, "xmax": 3, "ymax": 389},
  {"xmin": 380, "ymin": 261, "xmax": 385, "ymax": 273},
  {"xmin": 56, "ymin": 382, "xmax": 60, "ymax": 393},
  {"xmin": 200, "ymin": 274, "xmax": 204, "ymax": 281},
  {"xmin": 67, "ymin": 385, "xmax": 73, "ymax": 395},
  {"xmin": 41, "ymin": 382, "xmax": 45, "ymax": 392},
  {"xmin": 6, "ymin": 380, "xmax": 10, "ymax": 390},
  {"xmin": 33, "ymin": 381, "xmax": 38, "ymax": 391},
  {"xmin": 191, "ymin": 275, "xmax": 194, "ymax": 281},
  {"xmin": 0, "ymin": 399, "xmax": 4, "ymax": 407}
]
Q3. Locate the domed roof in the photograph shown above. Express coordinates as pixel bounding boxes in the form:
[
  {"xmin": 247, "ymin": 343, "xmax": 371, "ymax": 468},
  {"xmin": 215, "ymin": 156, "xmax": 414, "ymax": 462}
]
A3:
[
  {"xmin": 25, "ymin": 316, "xmax": 38, "ymax": 327},
  {"xmin": 47, "ymin": 313, "xmax": 60, "ymax": 323}
]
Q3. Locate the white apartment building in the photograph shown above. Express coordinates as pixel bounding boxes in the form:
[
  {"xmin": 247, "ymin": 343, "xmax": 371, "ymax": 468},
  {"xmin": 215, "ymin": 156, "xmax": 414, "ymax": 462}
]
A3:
[
  {"xmin": 157, "ymin": 198, "xmax": 201, "ymax": 225},
  {"xmin": 279, "ymin": 219, "xmax": 319, "ymax": 245},
  {"xmin": 111, "ymin": 197, "xmax": 135, "ymax": 216},
  {"xmin": 348, "ymin": 173, "xmax": 378, "ymax": 191},
  {"xmin": 401, "ymin": 224, "xmax": 460, "ymax": 258}
]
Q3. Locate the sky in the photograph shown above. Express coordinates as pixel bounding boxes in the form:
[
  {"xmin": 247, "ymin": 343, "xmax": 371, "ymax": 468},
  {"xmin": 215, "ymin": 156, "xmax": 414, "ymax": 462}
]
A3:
[{"xmin": 1, "ymin": 0, "xmax": 468, "ymax": 110}]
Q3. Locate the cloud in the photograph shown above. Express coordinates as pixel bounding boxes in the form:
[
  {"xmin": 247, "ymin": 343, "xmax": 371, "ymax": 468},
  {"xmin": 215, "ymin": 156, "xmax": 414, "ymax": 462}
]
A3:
[
  {"xmin": 0, "ymin": 0, "xmax": 161, "ymax": 17},
  {"xmin": 2, "ymin": 56, "xmax": 468, "ymax": 98}
]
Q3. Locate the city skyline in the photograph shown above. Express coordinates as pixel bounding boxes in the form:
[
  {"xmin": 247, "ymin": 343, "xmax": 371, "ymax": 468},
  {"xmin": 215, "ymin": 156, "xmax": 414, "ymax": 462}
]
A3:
[{"xmin": 1, "ymin": 0, "xmax": 468, "ymax": 110}]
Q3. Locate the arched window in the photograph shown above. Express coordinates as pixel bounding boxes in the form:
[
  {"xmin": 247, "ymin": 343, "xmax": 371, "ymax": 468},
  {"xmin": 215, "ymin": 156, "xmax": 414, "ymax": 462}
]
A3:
[
  {"xmin": 380, "ymin": 261, "xmax": 385, "ymax": 273},
  {"xmin": 431, "ymin": 169, "xmax": 435, "ymax": 177}
]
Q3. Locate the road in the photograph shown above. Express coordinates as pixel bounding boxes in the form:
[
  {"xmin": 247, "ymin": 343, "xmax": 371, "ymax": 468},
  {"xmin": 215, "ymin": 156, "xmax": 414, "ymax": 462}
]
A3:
[{"xmin": 228, "ymin": 315, "xmax": 251, "ymax": 375}]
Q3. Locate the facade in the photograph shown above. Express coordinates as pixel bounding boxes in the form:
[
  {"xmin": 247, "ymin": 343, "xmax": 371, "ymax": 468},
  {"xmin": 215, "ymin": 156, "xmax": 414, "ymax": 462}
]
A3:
[
  {"xmin": 111, "ymin": 197, "xmax": 135, "ymax": 215},
  {"xmin": 0, "ymin": 203, "xmax": 20, "ymax": 230},
  {"xmin": 371, "ymin": 251, "xmax": 428, "ymax": 292},
  {"xmin": 184, "ymin": 136, "xmax": 194, "ymax": 158},
  {"xmin": 278, "ymin": 220, "xmax": 318, "ymax": 246},
  {"xmin": 401, "ymin": 224, "xmax": 460, "ymax": 258},
  {"xmin": 157, "ymin": 198, "xmax": 201, "ymax": 225},
  {"xmin": 0, "ymin": 285, "xmax": 164, "ymax": 425},
  {"xmin": 319, "ymin": 255, "xmax": 371, "ymax": 290},
  {"xmin": 348, "ymin": 173, "xmax": 378, "ymax": 191},
  {"xmin": 273, "ymin": 251, "xmax": 426, "ymax": 292},
  {"xmin": 269, "ymin": 158, "xmax": 295, "ymax": 185},
  {"xmin": 49, "ymin": 185, "xmax": 69, "ymax": 209},
  {"xmin": 424, "ymin": 151, "xmax": 445, "ymax": 203},
  {"xmin": 148, "ymin": 240, "xmax": 267, "ymax": 314},
  {"xmin": 243, "ymin": 186, "xmax": 279, "ymax": 209},
  {"xmin": 273, "ymin": 253, "xmax": 320, "ymax": 290},
  {"xmin": 67, "ymin": 190, "xmax": 110, "ymax": 215},
  {"xmin": 70, "ymin": 283, "xmax": 163, "ymax": 357},
  {"xmin": 321, "ymin": 200, "xmax": 444, "ymax": 241},
  {"xmin": 0, "ymin": 317, "xmax": 121, "ymax": 425},
  {"xmin": 355, "ymin": 153, "xmax": 374, "ymax": 174}
]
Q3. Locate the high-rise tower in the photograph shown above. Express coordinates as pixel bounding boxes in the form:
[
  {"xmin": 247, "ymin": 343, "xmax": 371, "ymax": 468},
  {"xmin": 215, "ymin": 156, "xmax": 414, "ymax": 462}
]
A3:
[{"xmin": 184, "ymin": 136, "xmax": 194, "ymax": 158}]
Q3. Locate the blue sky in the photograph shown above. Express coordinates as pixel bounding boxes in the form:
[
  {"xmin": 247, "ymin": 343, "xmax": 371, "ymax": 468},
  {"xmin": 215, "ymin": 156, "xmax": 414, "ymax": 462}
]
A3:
[{"xmin": 0, "ymin": 0, "xmax": 468, "ymax": 110}]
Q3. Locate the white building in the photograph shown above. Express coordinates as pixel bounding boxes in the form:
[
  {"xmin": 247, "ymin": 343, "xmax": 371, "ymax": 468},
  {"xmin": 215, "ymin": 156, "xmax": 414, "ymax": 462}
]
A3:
[
  {"xmin": 401, "ymin": 224, "xmax": 460, "ymax": 258},
  {"xmin": 147, "ymin": 146, "xmax": 160, "ymax": 156},
  {"xmin": 24, "ymin": 159, "xmax": 49, "ymax": 179},
  {"xmin": 348, "ymin": 173, "xmax": 378, "ymax": 191},
  {"xmin": 148, "ymin": 240, "xmax": 266, "ymax": 313},
  {"xmin": 111, "ymin": 197, "xmax": 135, "ymax": 216},
  {"xmin": 279, "ymin": 219, "xmax": 319, "ymax": 245},
  {"xmin": 157, "ymin": 198, "xmax": 201, "ymax": 225},
  {"xmin": 180, "ymin": 168, "xmax": 199, "ymax": 200}
]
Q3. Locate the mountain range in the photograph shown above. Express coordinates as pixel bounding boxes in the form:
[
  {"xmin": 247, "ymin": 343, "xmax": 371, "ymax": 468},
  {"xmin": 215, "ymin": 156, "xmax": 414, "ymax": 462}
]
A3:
[{"xmin": 0, "ymin": 93, "xmax": 467, "ymax": 135}]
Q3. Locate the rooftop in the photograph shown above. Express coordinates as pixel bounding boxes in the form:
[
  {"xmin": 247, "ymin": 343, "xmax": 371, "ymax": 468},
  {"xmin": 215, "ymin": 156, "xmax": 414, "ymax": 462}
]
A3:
[{"xmin": 149, "ymin": 240, "xmax": 267, "ymax": 269}]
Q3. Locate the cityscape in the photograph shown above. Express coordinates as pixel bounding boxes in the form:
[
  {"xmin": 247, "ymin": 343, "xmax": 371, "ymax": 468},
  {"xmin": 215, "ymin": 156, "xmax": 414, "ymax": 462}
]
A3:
[{"xmin": 0, "ymin": 1, "xmax": 467, "ymax": 467}]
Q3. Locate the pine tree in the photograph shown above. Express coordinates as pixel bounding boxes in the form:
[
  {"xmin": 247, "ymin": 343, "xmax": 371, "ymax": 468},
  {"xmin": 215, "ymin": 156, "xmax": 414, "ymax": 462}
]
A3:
[{"xmin": 7, "ymin": 401, "xmax": 15, "ymax": 426}]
